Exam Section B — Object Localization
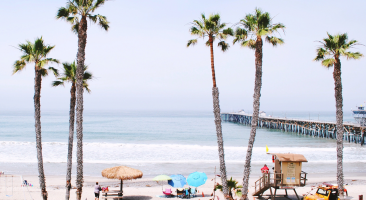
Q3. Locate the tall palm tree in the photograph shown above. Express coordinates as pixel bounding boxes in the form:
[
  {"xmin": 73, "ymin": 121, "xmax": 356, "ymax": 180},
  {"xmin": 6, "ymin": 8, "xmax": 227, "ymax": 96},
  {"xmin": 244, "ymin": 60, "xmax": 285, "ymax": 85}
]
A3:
[
  {"xmin": 233, "ymin": 8, "xmax": 285, "ymax": 200},
  {"xmin": 187, "ymin": 13, "xmax": 233, "ymax": 198},
  {"xmin": 314, "ymin": 33, "xmax": 363, "ymax": 196},
  {"xmin": 52, "ymin": 61, "xmax": 93, "ymax": 200},
  {"xmin": 13, "ymin": 37, "xmax": 59, "ymax": 200},
  {"xmin": 56, "ymin": 1, "xmax": 109, "ymax": 199}
]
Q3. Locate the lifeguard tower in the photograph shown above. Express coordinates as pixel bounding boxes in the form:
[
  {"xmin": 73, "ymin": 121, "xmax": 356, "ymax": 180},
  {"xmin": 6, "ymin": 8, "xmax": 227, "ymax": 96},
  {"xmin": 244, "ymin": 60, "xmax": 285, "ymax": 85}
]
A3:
[{"xmin": 253, "ymin": 153, "xmax": 308, "ymax": 200}]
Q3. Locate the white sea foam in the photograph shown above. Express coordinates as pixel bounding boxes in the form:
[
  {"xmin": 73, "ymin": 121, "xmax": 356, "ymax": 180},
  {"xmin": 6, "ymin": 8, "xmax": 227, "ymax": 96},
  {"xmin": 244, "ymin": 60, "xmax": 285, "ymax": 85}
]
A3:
[{"xmin": 1, "ymin": 141, "xmax": 365, "ymax": 165}]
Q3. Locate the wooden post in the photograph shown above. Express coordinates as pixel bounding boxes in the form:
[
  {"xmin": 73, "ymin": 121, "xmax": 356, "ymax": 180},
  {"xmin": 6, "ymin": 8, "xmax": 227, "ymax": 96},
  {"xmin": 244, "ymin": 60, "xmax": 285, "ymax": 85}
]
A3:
[{"xmin": 213, "ymin": 166, "xmax": 216, "ymax": 200}]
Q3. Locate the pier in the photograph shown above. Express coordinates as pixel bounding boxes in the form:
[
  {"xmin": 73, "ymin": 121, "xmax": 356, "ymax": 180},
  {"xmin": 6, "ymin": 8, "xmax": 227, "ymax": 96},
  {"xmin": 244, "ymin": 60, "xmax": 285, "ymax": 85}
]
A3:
[{"xmin": 221, "ymin": 112, "xmax": 365, "ymax": 145}]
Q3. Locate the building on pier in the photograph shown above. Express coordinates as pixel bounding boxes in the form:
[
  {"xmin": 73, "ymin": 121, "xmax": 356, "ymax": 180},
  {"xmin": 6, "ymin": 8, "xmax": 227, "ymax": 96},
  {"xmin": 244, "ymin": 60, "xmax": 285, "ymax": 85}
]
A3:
[{"xmin": 352, "ymin": 105, "xmax": 366, "ymax": 126}]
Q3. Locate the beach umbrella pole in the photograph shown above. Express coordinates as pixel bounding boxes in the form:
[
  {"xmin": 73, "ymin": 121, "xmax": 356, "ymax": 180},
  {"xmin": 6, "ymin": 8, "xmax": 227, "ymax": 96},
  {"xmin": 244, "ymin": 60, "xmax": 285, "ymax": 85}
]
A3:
[{"xmin": 119, "ymin": 180, "xmax": 123, "ymax": 195}]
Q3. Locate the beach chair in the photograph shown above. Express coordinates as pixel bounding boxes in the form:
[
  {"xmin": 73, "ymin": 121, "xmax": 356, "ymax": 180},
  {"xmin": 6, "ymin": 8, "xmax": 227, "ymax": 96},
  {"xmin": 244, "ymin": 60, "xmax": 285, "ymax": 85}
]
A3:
[
  {"xmin": 163, "ymin": 188, "xmax": 172, "ymax": 198},
  {"xmin": 176, "ymin": 189, "xmax": 184, "ymax": 198},
  {"xmin": 190, "ymin": 188, "xmax": 196, "ymax": 197},
  {"xmin": 184, "ymin": 189, "xmax": 190, "ymax": 199}
]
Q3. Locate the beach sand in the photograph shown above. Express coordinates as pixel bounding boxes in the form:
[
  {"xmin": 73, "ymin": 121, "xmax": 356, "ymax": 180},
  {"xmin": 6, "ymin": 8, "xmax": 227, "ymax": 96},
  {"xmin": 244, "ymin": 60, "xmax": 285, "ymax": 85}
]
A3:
[{"xmin": 1, "ymin": 173, "xmax": 366, "ymax": 200}]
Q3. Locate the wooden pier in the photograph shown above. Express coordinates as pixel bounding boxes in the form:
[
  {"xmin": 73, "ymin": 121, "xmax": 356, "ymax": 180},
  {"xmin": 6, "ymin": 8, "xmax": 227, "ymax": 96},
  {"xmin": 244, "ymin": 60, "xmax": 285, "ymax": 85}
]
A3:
[{"xmin": 221, "ymin": 112, "xmax": 365, "ymax": 145}]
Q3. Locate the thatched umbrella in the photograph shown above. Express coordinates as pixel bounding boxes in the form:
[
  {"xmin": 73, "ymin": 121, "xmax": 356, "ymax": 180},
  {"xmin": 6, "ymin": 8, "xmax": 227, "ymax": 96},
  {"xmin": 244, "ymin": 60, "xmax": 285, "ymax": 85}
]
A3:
[{"xmin": 101, "ymin": 166, "xmax": 143, "ymax": 194}]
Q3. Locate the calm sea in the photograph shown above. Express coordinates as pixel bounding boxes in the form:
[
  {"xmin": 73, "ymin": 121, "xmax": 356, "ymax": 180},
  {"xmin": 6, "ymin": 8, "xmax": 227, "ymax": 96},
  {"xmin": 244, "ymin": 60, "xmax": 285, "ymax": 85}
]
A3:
[{"xmin": 0, "ymin": 110, "xmax": 364, "ymax": 178}]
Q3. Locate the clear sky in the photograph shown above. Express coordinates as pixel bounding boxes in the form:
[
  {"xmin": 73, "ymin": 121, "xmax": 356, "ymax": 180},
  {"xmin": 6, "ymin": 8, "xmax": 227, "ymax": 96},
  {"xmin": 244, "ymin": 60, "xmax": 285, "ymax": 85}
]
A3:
[{"xmin": 1, "ymin": 0, "xmax": 365, "ymax": 112}]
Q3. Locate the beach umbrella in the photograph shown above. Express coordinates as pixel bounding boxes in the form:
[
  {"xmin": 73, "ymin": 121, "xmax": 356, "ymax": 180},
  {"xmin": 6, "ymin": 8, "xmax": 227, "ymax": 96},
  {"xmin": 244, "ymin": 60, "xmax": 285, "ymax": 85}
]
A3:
[
  {"xmin": 101, "ymin": 166, "xmax": 143, "ymax": 194},
  {"xmin": 187, "ymin": 172, "xmax": 207, "ymax": 187},
  {"xmin": 153, "ymin": 175, "xmax": 172, "ymax": 190},
  {"xmin": 168, "ymin": 174, "xmax": 186, "ymax": 188}
]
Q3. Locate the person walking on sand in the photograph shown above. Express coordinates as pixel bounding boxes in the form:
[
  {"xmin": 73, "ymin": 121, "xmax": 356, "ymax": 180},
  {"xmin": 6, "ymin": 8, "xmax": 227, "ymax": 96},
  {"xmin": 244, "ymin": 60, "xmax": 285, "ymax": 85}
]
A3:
[{"xmin": 94, "ymin": 182, "xmax": 102, "ymax": 200}]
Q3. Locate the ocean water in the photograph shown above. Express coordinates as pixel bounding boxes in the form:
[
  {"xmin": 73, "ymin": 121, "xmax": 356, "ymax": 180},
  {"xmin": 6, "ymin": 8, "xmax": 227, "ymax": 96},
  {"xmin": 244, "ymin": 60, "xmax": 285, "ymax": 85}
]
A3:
[{"xmin": 0, "ymin": 110, "xmax": 364, "ymax": 179}]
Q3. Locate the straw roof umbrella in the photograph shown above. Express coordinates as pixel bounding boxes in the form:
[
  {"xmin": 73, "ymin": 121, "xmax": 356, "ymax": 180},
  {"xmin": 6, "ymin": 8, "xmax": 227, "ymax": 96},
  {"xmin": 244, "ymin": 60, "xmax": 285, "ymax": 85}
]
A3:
[{"xmin": 101, "ymin": 166, "xmax": 143, "ymax": 194}]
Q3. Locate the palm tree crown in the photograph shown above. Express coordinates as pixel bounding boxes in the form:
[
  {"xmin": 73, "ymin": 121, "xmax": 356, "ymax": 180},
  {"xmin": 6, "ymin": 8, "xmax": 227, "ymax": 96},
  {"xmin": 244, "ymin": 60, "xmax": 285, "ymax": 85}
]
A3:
[
  {"xmin": 56, "ymin": 0, "xmax": 109, "ymax": 34},
  {"xmin": 314, "ymin": 33, "xmax": 363, "ymax": 65},
  {"xmin": 187, "ymin": 13, "xmax": 233, "ymax": 51},
  {"xmin": 13, "ymin": 37, "xmax": 59, "ymax": 75},
  {"xmin": 233, "ymin": 8, "xmax": 285, "ymax": 48},
  {"xmin": 52, "ymin": 61, "xmax": 93, "ymax": 93}
]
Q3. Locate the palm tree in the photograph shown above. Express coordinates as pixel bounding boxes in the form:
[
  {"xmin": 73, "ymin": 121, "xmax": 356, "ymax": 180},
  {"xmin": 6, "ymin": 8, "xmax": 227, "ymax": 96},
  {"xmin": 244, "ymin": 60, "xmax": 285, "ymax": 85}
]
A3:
[
  {"xmin": 233, "ymin": 8, "xmax": 285, "ymax": 200},
  {"xmin": 314, "ymin": 33, "xmax": 363, "ymax": 196},
  {"xmin": 13, "ymin": 37, "xmax": 59, "ymax": 200},
  {"xmin": 187, "ymin": 13, "xmax": 233, "ymax": 198},
  {"xmin": 215, "ymin": 177, "xmax": 243, "ymax": 199},
  {"xmin": 52, "ymin": 61, "xmax": 92, "ymax": 200},
  {"xmin": 56, "ymin": 1, "xmax": 109, "ymax": 199}
]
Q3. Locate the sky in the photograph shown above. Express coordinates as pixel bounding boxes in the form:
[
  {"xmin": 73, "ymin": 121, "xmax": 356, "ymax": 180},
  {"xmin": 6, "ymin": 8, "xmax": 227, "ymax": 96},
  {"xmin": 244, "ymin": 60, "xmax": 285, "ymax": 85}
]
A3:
[{"xmin": 1, "ymin": 0, "xmax": 366, "ymax": 112}]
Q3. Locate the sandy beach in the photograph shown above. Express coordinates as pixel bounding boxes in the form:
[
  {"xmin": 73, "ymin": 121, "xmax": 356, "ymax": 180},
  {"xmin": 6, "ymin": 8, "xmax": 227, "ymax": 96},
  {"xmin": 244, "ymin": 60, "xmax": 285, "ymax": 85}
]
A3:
[{"xmin": 1, "ymin": 173, "xmax": 366, "ymax": 200}]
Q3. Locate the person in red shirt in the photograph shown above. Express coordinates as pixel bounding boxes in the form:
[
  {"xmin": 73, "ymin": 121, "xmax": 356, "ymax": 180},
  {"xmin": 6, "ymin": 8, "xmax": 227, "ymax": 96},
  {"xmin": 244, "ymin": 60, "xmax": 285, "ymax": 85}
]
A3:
[{"xmin": 261, "ymin": 164, "xmax": 269, "ymax": 173}]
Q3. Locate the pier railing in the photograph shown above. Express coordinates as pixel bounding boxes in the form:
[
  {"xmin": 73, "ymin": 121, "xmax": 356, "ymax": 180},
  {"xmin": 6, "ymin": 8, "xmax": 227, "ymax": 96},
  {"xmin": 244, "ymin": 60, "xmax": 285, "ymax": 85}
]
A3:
[{"xmin": 221, "ymin": 112, "xmax": 365, "ymax": 145}]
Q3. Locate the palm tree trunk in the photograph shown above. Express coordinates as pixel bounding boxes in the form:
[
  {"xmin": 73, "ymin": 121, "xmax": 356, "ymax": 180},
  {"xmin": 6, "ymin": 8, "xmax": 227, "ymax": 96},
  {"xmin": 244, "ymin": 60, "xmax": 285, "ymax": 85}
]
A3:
[
  {"xmin": 65, "ymin": 82, "xmax": 76, "ymax": 200},
  {"xmin": 334, "ymin": 56, "xmax": 344, "ymax": 197},
  {"xmin": 34, "ymin": 67, "xmax": 48, "ymax": 200},
  {"xmin": 241, "ymin": 36, "xmax": 263, "ymax": 200},
  {"xmin": 209, "ymin": 35, "xmax": 229, "ymax": 198},
  {"xmin": 75, "ymin": 15, "xmax": 88, "ymax": 200}
]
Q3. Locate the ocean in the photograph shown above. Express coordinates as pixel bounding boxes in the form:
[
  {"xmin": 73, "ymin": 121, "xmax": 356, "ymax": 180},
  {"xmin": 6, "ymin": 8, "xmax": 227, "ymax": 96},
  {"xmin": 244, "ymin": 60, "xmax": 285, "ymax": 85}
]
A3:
[{"xmin": 0, "ymin": 110, "xmax": 365, "ymax": 179}]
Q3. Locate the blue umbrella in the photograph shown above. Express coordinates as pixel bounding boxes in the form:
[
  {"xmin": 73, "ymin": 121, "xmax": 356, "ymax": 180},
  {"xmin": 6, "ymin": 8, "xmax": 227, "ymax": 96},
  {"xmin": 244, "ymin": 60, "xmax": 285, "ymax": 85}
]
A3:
[
  {"xmin": 187, "ymin": 172, "xmax": 207, "ymax": 187},
  {"xmin": 168, "ymin": 174, "xmax": 186, "ymax": 188}
]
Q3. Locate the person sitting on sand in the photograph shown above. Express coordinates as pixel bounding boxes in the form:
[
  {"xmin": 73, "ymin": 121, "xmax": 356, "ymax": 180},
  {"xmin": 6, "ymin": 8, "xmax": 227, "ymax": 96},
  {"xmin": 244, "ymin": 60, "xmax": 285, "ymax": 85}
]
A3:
[
  {"xmin": 94, "ymin": 182, "xmax": 102, "ymax": 200},
  {"xmin": 261, "ymin": 164, "xmax": 269, "ymax": 173}
]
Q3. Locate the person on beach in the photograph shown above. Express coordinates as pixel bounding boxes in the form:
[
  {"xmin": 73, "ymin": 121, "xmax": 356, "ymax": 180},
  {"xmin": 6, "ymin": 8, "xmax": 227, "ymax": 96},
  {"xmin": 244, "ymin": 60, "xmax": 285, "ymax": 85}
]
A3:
[
  {"xmin": 94, "ymin": 182, "xmax": 102, "ymax": 200},
  {"xmin": 261, "ymin": 164, "xmax": 269, "ymax": 173}
]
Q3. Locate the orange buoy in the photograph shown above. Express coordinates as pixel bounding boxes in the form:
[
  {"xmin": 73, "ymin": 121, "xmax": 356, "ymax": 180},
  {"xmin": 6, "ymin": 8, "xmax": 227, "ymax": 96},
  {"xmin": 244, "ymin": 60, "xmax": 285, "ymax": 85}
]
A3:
[{"xmin": 202, "ymin": 192, "xmax": 204, "ymax": 197}]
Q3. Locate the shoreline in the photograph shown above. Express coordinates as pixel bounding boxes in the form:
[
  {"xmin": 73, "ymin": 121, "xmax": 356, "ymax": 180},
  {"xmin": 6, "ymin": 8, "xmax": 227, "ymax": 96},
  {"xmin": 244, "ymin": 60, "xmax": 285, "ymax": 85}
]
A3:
[{"xmin": 1, "ymin": 173, "xmax": 365, "ymax": 200}]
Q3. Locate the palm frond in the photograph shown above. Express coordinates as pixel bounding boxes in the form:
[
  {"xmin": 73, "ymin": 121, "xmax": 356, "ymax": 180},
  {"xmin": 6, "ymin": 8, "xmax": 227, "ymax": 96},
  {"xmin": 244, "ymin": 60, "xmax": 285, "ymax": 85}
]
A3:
[
  {"xmin": 271, "ymin": 23, "xmax": 286, "ymax": 33},
  {"xmin": 321, "ymin": 58, "xmax": 336, "ymax": 68},
  {"xmin": 21, "ymin": 54, "xmax": 34, "ymax": 63},
  {"xmin": 314, "ymin": 48, "xmax": 326, "ymax": 61},
  {"xmin": 205, "ymin": 39, "xmax": 211, "ymax": 47},
  {"xmin": 241, "ymin": 39, "xmax": 256, "ymax": 49},
  {"xmin": 48, "ymin": 67, "xmax": 59, "ymax": 77},
  {"xmin": 344, "ymin": 52, "xmax": 363, "ymax": 60},
  {"xmin": 83, "ymin": 71, "xmax": 93, "ymax": 80},
  {"xmin": 190, "ymin": 26, "xmax": 202, "ymax": 36},
  {"xmin": 72, "ymin": 21, "xmax": 80, "ymax": 34},
  {"xmin": 83, "ymin": 82, "xmax": 91, "ymax": 93},
  {"xmin": 13, "ymin": 60, "xmax": 26, "ymax": 74},
  {"xmin": 223, "ymin": 27, "xmax": 234, "ymax": 36},
  {"xmin": 43, "ymin": 46, "xmax": 56, "ymax": 56},
  {"xmin": 88, "ymin": 14, "xmax": 98, "ymax": 23},
  {"xmin": 34, "ymin": 37, "xmax": 45, "ymax": 55},
  {"xmin": 56, "ymin": 7, "xmax": 70, "ymax": 19},
  {"xmin": 187, "ymin": 39, "xmax": 198, "ymax": 47},
  {"xmin": 92, "ymin": 0, "xmax": 106, "ymax": 12},
  {"xmin": 52, "ymin": 80, "xmax": 65, "ymax": 87},
  {"xmin": 67, "ymin": 16, "xmax": 79, "ymax": 24},
  {"xmin": 265, "ymin": 36, "xmax": 284, "ymax": 46},
  {"xmin": 97, "ymin": 14, "xmax": 109, "ymax": 31},
  {"xmin": 218, "ymin": 41, "xmax": 230, "ymax": 52},
  {"xmin": 40, "ymin": 68, "xmax": 48, "ymax": 77},
  {"xmin": 233, "ymin": 27, "xmax": 248, "ymax": 44}
]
